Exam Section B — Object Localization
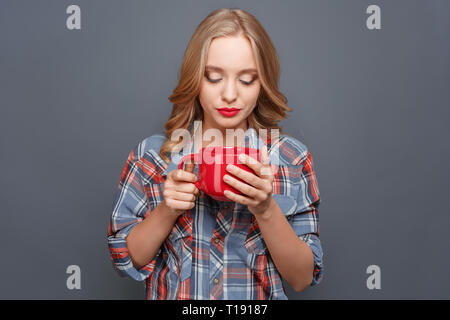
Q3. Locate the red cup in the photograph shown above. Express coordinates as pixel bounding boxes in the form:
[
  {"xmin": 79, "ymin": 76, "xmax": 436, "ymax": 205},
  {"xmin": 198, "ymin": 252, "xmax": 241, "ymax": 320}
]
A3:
[{"xmin": 178, "ymin": 146, "xmax": 261, "ymax": 201}]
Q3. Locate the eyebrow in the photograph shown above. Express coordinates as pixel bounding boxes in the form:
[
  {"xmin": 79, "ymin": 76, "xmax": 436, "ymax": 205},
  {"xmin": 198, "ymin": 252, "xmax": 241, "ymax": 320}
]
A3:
[{"xmin": 205, "ymin": 65, "xmax": 258, "ymax": 75}]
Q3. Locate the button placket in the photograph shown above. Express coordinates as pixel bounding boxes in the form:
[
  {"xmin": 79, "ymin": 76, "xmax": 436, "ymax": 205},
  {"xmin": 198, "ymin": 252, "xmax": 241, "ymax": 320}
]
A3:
[{"xmin": 208, "ymin": 204, "xmax": 233, "ymax": 299}]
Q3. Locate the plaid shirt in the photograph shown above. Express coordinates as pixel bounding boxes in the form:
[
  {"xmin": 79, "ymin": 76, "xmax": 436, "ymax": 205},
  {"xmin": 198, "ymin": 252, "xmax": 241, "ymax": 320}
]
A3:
[{"xmin": 108, "ymin": 127, "xmax": 323, "ymax": 300}]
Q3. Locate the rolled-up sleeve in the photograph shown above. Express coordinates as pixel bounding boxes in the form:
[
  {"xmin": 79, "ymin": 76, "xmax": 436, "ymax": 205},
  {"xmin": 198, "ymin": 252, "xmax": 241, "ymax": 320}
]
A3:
[
  {"xmin": 107, "ymin": 145, "xmax": 161, "ymax": 281},
  {"xmin": 298, "ymin": 233, "xmax": 323, "ymax": 286},
  {"xmin": 287, "ymin": 150, "xmax": 324, "ymax": 286}
]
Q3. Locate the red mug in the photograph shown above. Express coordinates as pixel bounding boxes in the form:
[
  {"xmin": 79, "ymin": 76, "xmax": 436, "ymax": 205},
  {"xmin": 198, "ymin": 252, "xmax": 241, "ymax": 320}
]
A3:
[{"xmin": 178, "ymin": 146, "xmax": 261, "ymax": 201}]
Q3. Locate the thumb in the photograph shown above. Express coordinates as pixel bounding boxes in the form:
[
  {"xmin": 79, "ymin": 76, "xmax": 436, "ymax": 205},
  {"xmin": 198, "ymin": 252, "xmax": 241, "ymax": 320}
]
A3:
[
  {"xmin": 183, "ymin": 162, "xmax": 199, "ymax": 196},
  {"xmin": 184, "ymin": 162, "xmax": 195, "ymax": 174}
]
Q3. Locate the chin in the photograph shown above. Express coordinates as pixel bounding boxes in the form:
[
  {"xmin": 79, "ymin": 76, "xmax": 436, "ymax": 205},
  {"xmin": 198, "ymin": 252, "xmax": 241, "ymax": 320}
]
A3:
[{"xmin": 218, "ymin": 118, "xmax": 244, "ymax": 128}]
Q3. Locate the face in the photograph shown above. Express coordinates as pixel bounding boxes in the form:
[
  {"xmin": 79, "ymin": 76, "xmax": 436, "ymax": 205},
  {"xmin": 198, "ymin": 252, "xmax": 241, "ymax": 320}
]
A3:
[{"xmin": 198, "ymin": 35, "xmax": 261, "ymax": 141}]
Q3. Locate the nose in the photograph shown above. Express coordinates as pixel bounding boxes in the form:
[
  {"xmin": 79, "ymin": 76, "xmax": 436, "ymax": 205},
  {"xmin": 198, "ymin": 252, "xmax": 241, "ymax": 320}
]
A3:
[{"xmin": 221, "ymin": 79, "xmax": 237, "ymax": 104}]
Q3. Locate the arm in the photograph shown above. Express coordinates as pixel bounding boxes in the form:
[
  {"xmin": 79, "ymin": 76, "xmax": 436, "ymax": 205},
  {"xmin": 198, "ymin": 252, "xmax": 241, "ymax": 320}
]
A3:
[
  {"xmin": 107, "ymin": 146, "xmax": 162, "ymax": 281},
  {"xmin": 126, "ymin": 200, "xmax": 178, "ymax": 269},
  {"xmin": 127, "ymin": 160, "xmax": 199, "ymax": 269},
  {"xmin": 108, "ymin": 140, "xmax": 198, "ymax": 280},
  {"xmin": 254, "ymin": 197, "xmax": 314, "ymax": 292},
  {"xmin": 222, "ymin": 145, "xmax": 323, "ymax": 291}
]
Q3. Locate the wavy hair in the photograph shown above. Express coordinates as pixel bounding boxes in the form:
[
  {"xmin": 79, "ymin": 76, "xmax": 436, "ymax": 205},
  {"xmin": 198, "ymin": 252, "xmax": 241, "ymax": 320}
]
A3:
[{"xmin": 160, "ymin": 8, "xmax": 292, "ymax": 163}]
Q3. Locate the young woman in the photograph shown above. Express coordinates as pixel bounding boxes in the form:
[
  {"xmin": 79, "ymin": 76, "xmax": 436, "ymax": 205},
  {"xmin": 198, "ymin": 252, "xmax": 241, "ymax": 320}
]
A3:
[{"xmin": 108, "ymin": 8, "xmax": 323, "ymax": 300}]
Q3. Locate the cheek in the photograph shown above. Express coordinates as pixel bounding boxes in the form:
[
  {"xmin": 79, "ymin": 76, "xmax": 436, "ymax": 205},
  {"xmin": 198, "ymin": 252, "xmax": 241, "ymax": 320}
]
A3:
[
  {"xmin": 199, "ymin": 83, "xmax": 219, "ymax": 108},
  {"xmin": 242, "ymin": 85, "xmax": 261, "ymax": 106}
]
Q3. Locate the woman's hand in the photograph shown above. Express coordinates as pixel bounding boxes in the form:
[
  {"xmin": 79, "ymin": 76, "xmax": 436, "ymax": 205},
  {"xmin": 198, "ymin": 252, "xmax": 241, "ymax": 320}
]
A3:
[
  {"xmin": 223, "ymin": 145, "xmax": 274, "ymax": 218},
  {"xmin": 163, "ymin": 162, "xmax": 199, "ymax": 217}
]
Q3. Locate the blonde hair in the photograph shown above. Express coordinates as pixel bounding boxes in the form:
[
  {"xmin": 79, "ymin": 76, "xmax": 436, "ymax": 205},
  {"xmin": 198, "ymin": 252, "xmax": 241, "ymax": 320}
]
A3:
[{"xmin": 160, "ymin": 8, "xmax": 292, "ymax": 163}]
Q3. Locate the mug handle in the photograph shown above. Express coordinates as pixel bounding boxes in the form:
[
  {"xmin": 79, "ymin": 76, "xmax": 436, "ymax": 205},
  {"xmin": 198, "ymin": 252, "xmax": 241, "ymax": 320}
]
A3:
[{"xmin": 178, "ymin": 153, "xmax": 201, "ymax": 190}]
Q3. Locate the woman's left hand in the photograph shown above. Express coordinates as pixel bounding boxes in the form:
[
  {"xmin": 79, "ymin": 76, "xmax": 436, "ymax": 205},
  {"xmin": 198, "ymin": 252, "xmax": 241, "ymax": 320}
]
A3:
[{"xmin": 223, "ymin": 145, "xmax": 274, "ymax": 217}]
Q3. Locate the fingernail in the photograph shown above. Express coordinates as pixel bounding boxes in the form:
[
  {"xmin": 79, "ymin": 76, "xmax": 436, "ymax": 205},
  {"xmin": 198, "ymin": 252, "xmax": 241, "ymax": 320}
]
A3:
[{"xmin": 238, "ymin": 154, "xmax": 245, "ymax": 162}]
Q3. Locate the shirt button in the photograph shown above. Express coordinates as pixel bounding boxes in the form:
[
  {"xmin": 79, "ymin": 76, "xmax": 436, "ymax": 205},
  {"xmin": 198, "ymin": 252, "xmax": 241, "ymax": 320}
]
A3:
[
  {"xmin": 213, "ymin": 278, "xmax": 219, "ymax": 285},
  {"xmin": 214, "ymin": 238, "xmax": 220, "ymax": 244}
]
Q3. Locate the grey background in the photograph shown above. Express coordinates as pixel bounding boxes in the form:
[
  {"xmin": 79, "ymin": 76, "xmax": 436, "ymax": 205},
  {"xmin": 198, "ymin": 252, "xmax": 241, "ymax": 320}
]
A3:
[{"xmin": 1, "ymin": 0, "xmax": 449, "ymax": 299}]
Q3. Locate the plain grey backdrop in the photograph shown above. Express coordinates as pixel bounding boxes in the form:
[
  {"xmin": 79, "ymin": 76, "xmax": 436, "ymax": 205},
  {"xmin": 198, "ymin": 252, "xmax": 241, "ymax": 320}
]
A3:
[{"xmin": 1, "ymin": 0, "xmax": 449, "ymax": 299}]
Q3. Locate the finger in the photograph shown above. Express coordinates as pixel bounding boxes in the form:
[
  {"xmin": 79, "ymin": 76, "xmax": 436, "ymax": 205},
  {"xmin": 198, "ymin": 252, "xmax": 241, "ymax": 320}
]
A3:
[
  {"xmin": 165, "ymin": 180, "xmax": 198, "ymax": 194},
  {"xmin": 170, "ymin": 190, "xmax": 197, "ymax": 202},
  {"xmin": 261, "ymin": 145, "xmax": 270, "ymax": 165},
  {"xmin": 175, "ymin": 182, "xmax": 199, "ymax": 194},
  {"xmin": 165, "ymin": 198, "xmax": 196, "ymax": 210},
  {"xmin": 224, "ymin": 190, "xmax": 258, "ymax": 207},
  {"xmin": 171, "ymin": 169, "xmax": 197, "ymax": 183},
  {"xmin": 239, "ymin": 153, "xmax": 273, "ymax": 178},
  {"xmin": 225, "ymin": 164, "xmax": 265, "ymax": 189},
  {"xmin": 238, "ymin": 153, "xmax": 264, "ymax": 177},
  {"xmin": 260, "ymin": 145, "xmax": 273, "ymax": 176},
  {"xmin": 184, "ymin": 162, "xmax": 195, "ymax": 174},
  {"xmin": 223, "ymin": 174, "xmax": 266, "ymax": 202}
]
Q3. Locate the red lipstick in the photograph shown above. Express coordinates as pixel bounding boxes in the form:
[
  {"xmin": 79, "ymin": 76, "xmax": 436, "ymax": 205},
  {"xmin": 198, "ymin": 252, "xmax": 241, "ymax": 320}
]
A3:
[{"xmin": 217, "ymin": 107, "xmax": 241, "ymax": 117}]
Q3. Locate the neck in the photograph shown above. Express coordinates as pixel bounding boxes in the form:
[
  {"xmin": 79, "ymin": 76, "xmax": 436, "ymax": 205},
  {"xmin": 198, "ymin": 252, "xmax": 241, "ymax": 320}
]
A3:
[{"xmin": 200, "ymin": 120, "xmax": 249, "ymax": 148}]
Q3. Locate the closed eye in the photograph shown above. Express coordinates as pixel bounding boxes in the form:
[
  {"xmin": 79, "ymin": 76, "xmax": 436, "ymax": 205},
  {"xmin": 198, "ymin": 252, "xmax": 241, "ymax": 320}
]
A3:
[
  {"xmin": 239, "ymin": 75, "xmax": 258, "ymax": 86},
  {"xmin": 205, "ymin": 75, "xmax": 222, "ymax": 83},
  {"xmin": 240, "ymin": 79, "xmax": 256, "ymax": 86},
  {"xmin": 205, "ymin": 73, "xmax": 258, "ymax": 86}
]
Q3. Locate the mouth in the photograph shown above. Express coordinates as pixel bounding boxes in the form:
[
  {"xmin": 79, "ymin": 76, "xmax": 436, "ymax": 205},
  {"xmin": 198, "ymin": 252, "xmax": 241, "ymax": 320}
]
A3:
[{"xmin": 216, "ymin": 107, "xmax": 241, "ymax": 117}]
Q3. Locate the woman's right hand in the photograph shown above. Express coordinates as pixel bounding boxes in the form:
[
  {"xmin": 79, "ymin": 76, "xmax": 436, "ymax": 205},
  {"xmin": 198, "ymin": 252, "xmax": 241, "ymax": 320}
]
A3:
[{"xmin": 162, "ymin": 162, "xmax": 199, "ymax": 217}]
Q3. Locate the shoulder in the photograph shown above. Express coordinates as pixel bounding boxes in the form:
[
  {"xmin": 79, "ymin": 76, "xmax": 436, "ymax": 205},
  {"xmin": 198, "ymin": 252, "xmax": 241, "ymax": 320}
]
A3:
[
  {"xmin": 130, "ymin": 133, "xmax": 167, "ymax": 162},
  {"xmin": 270, "ymin": 134, "xmax": 310, "ymax": 166},
  {"xmin": 127, "ymin": 133, "xmax": 168, "ymax": 182}
]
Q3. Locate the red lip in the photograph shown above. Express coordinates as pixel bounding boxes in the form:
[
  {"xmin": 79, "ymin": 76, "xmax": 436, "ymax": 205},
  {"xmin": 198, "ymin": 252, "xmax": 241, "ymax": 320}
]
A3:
[
  {"xmin": 217, "ymin": 108, "xmax": 240, "ymax": 111},
  {"xmin": 217, "ymin": 108, "xmax": 241, "ymax": 117}
]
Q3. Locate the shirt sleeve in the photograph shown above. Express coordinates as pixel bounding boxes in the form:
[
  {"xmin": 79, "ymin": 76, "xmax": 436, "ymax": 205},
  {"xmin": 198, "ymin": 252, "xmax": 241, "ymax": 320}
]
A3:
[
  {"xmin": 107, "ymin": 145, "xmax": 161, "ymax": 281},
  {"xmin": 286, "ymin": 150, "xmax": 324, "ymax": 286}
]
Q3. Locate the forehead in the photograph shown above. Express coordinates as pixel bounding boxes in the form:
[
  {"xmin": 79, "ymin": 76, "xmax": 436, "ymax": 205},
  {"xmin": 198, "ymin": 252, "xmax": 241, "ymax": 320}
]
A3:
[{"xmin": 206, "ymin": 35, "xmax": 257, "ymax": 72}]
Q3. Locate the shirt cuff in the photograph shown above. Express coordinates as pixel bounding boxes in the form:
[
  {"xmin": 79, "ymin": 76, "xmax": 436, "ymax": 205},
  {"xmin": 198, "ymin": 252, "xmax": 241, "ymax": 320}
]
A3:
[
  {"xmin": 108, "ymin": 221, "xmax": 161, "ymax": 281},
  {"xmin": 298, "ymin": 233, "xmax": 324, "ymax": 286}
]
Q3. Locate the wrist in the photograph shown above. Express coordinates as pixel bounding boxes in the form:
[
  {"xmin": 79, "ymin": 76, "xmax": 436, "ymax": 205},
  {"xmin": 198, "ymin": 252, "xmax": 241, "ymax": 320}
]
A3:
[
  {"xmin": 254, "ymin": 196, "xmax": 279, "ymax": 223},
  {"xmin": 158, "ymin": 200, "xmax": 181, "ymax": 222}
]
